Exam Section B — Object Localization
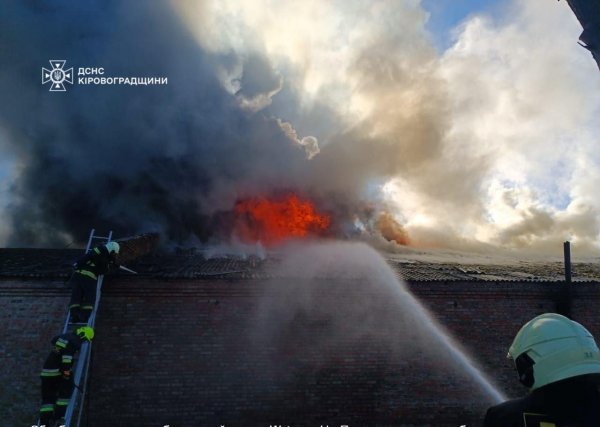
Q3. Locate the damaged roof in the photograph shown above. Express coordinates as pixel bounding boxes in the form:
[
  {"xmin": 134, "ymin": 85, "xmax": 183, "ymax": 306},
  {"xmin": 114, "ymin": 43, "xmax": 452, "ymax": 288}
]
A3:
[{"xmin": 1, "ymin": 246, "xmax": 600, "ymax": 282}]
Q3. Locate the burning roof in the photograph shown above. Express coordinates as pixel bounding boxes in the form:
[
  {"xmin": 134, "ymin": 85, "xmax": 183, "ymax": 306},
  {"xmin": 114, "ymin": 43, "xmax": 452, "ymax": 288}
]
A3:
[
  {"xmin": 2, "ymin": 244, "xmax": 600, "ymax": 283},
  {"xmin": 233, "ymin": 194, "xmax": 331, "ymax": 246}
]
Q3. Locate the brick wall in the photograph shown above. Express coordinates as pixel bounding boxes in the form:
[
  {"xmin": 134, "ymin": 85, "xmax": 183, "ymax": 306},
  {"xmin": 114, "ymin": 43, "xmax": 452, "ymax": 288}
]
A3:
[
  {"xmin": 0, "ymin": 279, "xmax": 70, "ymax": 427},
  {"xmin": 2, "ymin": 277, "xmax": 599, "ymax": 427}
]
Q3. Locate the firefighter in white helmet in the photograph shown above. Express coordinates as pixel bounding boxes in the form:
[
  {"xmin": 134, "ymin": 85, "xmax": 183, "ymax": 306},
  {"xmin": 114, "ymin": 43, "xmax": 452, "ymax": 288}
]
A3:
[
  {"xmin": 68, "ymin": 241, "xmax": 120, "ymax": 323},
  {"xmin": 484, "ymin": 313, "xmax": 600, "ymax": 426}
]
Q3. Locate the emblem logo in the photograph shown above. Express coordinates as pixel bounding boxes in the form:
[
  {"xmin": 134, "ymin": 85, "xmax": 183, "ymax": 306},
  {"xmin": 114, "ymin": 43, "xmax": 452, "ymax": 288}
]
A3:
[{"xmin": 42, "ymin": 60, "xmax": 73, "ymax": 92}]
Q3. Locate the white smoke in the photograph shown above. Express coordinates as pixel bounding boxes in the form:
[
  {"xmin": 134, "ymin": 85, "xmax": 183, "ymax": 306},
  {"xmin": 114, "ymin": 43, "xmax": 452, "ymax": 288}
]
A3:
[
  {"xmin": 436, "ymin": 1, "xmax": 600, "ymax": 252},
  {"xmin": 171, "ymin": 0, "xmax": 600, "ymax": 254},
  {"xmin": 278, "ymin": 119, "xmax": 320, "ymax": 159}
]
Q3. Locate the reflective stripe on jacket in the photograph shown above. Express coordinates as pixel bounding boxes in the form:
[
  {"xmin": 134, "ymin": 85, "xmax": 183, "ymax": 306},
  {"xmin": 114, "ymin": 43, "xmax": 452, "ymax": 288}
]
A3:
[{"xmin": 41, "ymin": 333, "xmax": 82, "ymax": 376}]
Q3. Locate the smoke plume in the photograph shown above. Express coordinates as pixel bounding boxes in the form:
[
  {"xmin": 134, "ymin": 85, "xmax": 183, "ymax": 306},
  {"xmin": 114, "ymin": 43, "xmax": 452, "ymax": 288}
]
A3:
[{"xmin": 1, "ymin": 0, "xmax": 599, "ymax": 254}]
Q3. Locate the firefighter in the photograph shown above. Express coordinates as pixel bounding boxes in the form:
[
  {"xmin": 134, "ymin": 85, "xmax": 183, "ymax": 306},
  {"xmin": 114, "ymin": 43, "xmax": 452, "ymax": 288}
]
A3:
[
  {"xmin": 484, "ymin": 313, "xmax": 600, "ymax": 426},
  {"xmin": 68, "ymin": 241, "xmax": 120, "ymax": 323},
  {"xmin": 39, "ymin": 326, "xmax": 94, "ymax": 426}
]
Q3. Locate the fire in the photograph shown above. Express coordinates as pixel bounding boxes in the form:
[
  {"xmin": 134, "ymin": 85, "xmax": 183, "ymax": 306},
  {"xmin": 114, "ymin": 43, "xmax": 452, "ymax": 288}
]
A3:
[
  {"xmin": 376, "ymin": 212, "xmax": 410, "ymax": 246},
  {"xmin": 234, "ymin": 194, "xmax": 331, "ymax": 246}
]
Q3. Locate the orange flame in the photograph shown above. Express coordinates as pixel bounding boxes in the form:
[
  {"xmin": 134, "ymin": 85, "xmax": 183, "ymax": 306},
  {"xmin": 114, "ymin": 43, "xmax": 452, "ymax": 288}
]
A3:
[
  {"xmin": 234, "ymin": 194, "xmax": 331, "ymax": 246},
  {"xmin": 376, "ymin": 212, "xmax": 411, "ymax": 246}
]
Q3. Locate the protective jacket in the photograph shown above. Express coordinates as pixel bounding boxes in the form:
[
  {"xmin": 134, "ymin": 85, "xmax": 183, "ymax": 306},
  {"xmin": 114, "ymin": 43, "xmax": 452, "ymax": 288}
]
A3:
[
  {"xmin": 73, "ymin": 245, "xmax": 117, "ymax": 281},
  {"xmin": 484, "ymin": 377, "xmax": 600, "ymax": 427},
  {"xmin": 40, "ymin": 332, "xmax": 84, "ymax": 378},
  {"xmin": 68, "ymin": 245, "xmax": 118, "ymax": 323}
]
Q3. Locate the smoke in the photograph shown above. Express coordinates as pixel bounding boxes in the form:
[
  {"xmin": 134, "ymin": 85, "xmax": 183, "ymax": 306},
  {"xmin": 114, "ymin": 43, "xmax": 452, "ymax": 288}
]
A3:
[
  {"xmin": 277, "ymin": 120, "xmax": 320, "ymax": 160},
  {"xmin": 1, "ymin": 0, "xmax": 599, "ymax": 254},
  {"xmin": 376, "ymin": 212, "xmax": 411, "ymax": 246},
  {"xmin": 0, "ymin": 1, "xmax": 321, "ymax": 246}
]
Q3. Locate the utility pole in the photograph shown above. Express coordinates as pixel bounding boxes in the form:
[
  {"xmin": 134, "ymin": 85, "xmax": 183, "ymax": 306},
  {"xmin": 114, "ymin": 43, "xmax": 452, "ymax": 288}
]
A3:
[
  {"xmin": 557, "ymin": 241, "xmax": 573, "ymax": 318},
  {"xmin": 564, "ymin": 241, "xmax": 572, "ymax": 284}
]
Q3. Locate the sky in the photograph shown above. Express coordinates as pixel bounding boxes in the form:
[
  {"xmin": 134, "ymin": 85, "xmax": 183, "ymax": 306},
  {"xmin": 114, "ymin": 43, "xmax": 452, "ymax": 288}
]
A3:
[
  {"xmin": 422, "ymin": 0, "xmax": 506, "ymax": 51},
  {"xmin": 0, "ymin": 0, "xmax": 599, "ymax": 256}
]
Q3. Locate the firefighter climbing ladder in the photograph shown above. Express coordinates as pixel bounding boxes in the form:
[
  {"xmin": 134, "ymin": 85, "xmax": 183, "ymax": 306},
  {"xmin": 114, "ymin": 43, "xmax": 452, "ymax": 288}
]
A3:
[
  {"xmin": 37, "ymin": 229, "xmax": 113, "ymax": 427},
  {"xmin": 63, "ymin": 229, "xmax": 113, "ymax": 427}
]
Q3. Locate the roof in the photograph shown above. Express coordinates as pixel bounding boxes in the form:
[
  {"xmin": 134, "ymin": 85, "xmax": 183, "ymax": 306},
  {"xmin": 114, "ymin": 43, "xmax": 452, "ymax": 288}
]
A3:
[
  {"xmin": 566, "ymin": 0, "xmax": 600, "ymax": 70},
  {"xmin": 0, "ymin": 233, "xmax": 159, "ymax": 279},
  {"xmin": 0, "ymin": 248, "xmax": 81, "ymax": 278},
  {"xmin": 390, "ymin": 260, "xmax": 600, "ymax": 283},
  {"xmin": 1, "ymin": 246, "xmax": 599, "ymax": 283}
]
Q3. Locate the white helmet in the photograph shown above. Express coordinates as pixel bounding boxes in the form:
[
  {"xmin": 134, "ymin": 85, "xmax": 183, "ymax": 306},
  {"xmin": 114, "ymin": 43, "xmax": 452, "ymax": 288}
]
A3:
[
  {"xmin": 507, "ymin": 313, "xmax": 600, "ymax": 390},
  {"xmin": 105, "ymin": 241, "xmax": 120, "ymax": 254}
]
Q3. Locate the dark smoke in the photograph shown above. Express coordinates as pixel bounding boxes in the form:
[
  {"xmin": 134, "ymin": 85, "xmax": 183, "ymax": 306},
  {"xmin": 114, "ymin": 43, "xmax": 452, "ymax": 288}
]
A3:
[
  {"xmin": 0, "ymin": 1, "xmax": 343, "ymax": 246},
  {"xmin": 2, "ymin": 1, "xmax": 599, "ymax": 254}
]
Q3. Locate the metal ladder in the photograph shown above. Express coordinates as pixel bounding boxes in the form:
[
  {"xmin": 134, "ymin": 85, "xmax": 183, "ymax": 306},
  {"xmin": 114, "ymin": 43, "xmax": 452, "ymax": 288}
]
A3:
[{"xmin": 37, "ymin": 229, "xmax": 113, "ymax": 427}]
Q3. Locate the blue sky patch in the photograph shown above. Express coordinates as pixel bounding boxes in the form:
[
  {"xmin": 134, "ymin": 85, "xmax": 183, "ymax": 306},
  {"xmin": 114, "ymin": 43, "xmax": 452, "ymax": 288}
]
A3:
[{"xmin": 422, "ymin": 0, "xmax": 506, "ymax": 51}]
